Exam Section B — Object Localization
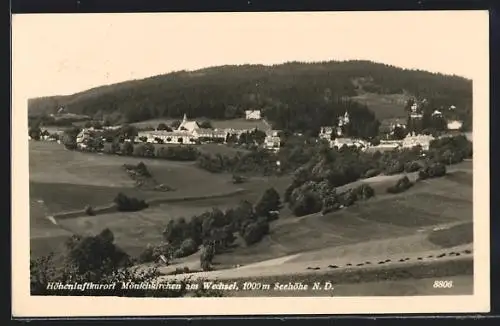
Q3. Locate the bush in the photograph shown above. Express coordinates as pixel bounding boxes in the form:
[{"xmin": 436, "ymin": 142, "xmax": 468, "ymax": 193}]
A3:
[
  {"xmin": 385, "ymin": 161, "xmax": 405, "ymax": 175},
  {"xmin": 84, "ymin": 205, "xmax": 95, "ymax": 216},
  {"xmin": 404, "ymin": 161, "xmax": 423, "ymax": 173},
  {"xmin": 340, "ymin": 190, "xmax": 357, "ymax": 207},
  {"xmin": 242, "ymin": 218, "xmax": 270, "ymax": 246},
  {"xmin": 232, "ymin": 174, "xmax": 245, "ymax": 184},
  {"xmin": 291, "ymin": 191, "xmax": 323, "ymax": 217},
  {"xmin": 418, "ymin": 162, "xmax": 447, "ymax": 180},
  {"xmin": 386, "ymin": 176, "xmax": 413, "ymax": 194},
  {"xmin": 354, "ymin": 184, "xmax": 375, "ymax": 200},
  {"xmin": 363, "ymin": 169, "xmax": 380, "ymax": 179},
  {"xmin": 175, "ymin": 238, "xmax": 198, "ymax": 258},
  {"xmin": 114, "ymin": 192, "xmax": 148, "ymax": 212}
]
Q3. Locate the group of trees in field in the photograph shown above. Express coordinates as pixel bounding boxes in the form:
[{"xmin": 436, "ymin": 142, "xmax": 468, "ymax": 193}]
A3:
[
  {"xmin": 282, "ymin": 134, "xmax": 471, "ymax": 217},
  {"xmin": 28, "ymin": 60, "xmax": 472, "ymax": 134},
  {"xmin": 138, "ymin": 187, "xmax": 282, "ymax": 270}
]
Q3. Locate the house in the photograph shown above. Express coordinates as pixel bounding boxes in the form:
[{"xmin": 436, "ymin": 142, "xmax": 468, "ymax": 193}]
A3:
[
  {"xmin": 402, "ymin": 132, "xmax": 435, "ymax": 150},
  {"xmin": 447, "ymin": 120, "xmax": 463, "ymax": 130},
  {"xmin": 264, "ymin": 135, "xmax": 281, "ymax": 152},
  {"xmin": 245, "ymin": 110, "xmax": 261, "ymax": 120},
  {"xmin": 319, "ymin": 127, "xmax": 334, "ymax": 140}
]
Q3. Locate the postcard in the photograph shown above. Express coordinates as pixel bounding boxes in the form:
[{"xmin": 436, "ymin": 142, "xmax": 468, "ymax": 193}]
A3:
[{"xmin": 11, "ymin": 10, "xmax": 490, "ymax": 317}]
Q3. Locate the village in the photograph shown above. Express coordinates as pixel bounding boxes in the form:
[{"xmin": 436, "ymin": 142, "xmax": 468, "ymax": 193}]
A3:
[{"xmin": 32, "ymin": 98, "xmax": 466, "ymax": 156}]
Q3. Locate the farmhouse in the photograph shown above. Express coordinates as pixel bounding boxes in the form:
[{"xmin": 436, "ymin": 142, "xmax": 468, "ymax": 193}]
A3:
[
  {"xmin": 402, "ymin": 132, "xmax": 435, "ymax": 150},
  {"xmin": 245, "ymin": 110, "xmax": 261, "ymax": 120}
]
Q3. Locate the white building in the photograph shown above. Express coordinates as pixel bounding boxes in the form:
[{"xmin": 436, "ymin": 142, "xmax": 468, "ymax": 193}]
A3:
[
  {"xmin": 402, "ymin": 132, "xmax": 435, "ymax": 151},
  {"xmin": 447, "ymin": 120, "xmax": 463, "ymax": 130},
  {"xmin": 193, "ymin": 128, "xmax": 227, "ymax": 142},
  {"xmin": 264, "ymin": 135, "xmax": 281, "ymax": 152},
  {"xmin": 137, "ymin": 130, "xmax": 196, "ymax": 144},
  {"xmin": 245, "ymin": 110, "xmax": 261, "ymax": 120},
  {"xmin": 331, "ymin": 138, "xmax": 368, "ymax": 150},
  {"xmin": 319, "ymin": 127, "xmax": 333, "ymax": 140}
]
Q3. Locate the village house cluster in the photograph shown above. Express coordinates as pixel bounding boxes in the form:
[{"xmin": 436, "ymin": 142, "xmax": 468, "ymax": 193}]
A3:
[{"xmin": 35, "ymin": 100, "xmax": 465, "ymax": 154}]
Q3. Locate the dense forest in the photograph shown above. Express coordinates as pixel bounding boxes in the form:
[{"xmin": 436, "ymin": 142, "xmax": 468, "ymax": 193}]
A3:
[{"xmin": 28, "ymin": 60, "xmax": 472, "ymax": 133}]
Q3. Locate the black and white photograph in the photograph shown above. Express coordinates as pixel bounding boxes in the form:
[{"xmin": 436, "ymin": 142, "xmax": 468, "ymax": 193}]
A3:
[{"xmin": 12, "ymin": 10, "xmax": 490, "ymax": 316}]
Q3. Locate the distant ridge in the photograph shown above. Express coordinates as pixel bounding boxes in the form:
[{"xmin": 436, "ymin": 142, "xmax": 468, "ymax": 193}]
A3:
[{"xmin": 28, "ymin": 60, "xmax": 472, "ymax": 132}]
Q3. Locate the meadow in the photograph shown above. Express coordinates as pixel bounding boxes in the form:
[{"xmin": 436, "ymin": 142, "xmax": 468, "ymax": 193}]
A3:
[
  {"xmin": 29, "ymin": 141, "xmax": 290, "ymax": 257},
  {"xmin": 350, "ymin": 92, "xmax": 410, "ymax": 120}
]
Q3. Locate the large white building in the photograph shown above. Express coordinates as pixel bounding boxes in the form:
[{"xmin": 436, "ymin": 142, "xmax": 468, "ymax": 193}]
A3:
[
  {"xmin": 402, "ymin": 132, "xmax": 435, "ymax": 151},
  {"xmin": 137, "ymin": 114, "xmax": 229, "ymax": 144},
  {"xmin": 245, "ymin": 110, "xmax": 261, "ymax": 120}
]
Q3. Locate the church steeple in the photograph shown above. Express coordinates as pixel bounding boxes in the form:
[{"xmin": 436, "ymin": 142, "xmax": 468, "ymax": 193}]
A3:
[{"xmin": 182, "ymin": 113, "xmax": 187, "ymax": 123}]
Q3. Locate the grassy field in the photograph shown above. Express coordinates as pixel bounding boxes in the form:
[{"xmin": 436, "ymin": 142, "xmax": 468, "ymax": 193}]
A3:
[
  {"xmin": 211, "ymin": 170, "xmax": 473, "ymax": 268},
  {"xmin": 29, "ymin": 141, "xmax": 291, "ymax": 258},
  {"xmin": 350, "ymin": 92, "xmax": 410, "ymax": 120}
]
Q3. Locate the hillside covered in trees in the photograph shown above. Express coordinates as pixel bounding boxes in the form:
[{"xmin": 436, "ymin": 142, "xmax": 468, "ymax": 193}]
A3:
[{"xmin": 28, "ymin": 60, "xmax": 472, "ymax": 133}]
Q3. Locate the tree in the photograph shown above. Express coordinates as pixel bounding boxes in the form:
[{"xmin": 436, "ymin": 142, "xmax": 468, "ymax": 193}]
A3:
[
  {"xmin": 121, "ymin": 142, "xmax": 134, "ymax": 155},
  {"xmin": 157, "ymin": 123, "xmax": 172, "ymax": 131},
  {"xmin": 28, "ymin": 121, "xmax": 42, "ymax": 140},
  {"xmin": 171, "ymin": 120, "xmax": 181, "ymax": 129},
  {"xmin": 254, "ymin": 187, "xmax": 281, "ymax": 220},
  {"xmin": 200, "ymin": 243, "xmax": 215, "ymax": 271},
  {"xmin": 199, "ymin": 120, "xmax": 213, "ymax": 129}
]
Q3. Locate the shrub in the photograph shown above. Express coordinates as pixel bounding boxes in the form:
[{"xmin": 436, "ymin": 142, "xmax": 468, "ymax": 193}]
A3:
[
  {"xmin": 113, "ymin": 192, "xmax": 148, "ymax": 212},
  {"xmin": 290, "ymin": 191, "xmax": 323, "ymax": 217},
  {"xmin": 386, "ymin": 176, "xmax": 413, "ymax": 194},
  {"xmin": 138, "ymin": 245, "xmax": 155, "ymax": 263},
  {"xmin": 354, "ymin": 184, "xmax": 375, "ymax": 200},
  {"xmin": 84, "ymin": 205, "xmax": 95, "ymax": 216},
  {"xmin": 232, "ymin": 174, "xmax": 245, "ymax": 184},
  {"xmin": 418, "ymin": 162, "xmax": 447, "ymax": 180},
  {"xmin": 363, "ymin": 169, "xmax": 380, "ymax": 179},
  {"xmin": 404, "ymin": 161, "xmax": 423, "ymax": 173},
  {"xmin": 384, "ymin": 161, "xmax": 404, "ymax": 175},
  {"xmin": 176, "ymin": 238, "xmax": 198, "ymax": 258},
  {"xmin": 339, "ymin": 190, "xmax": 357, "ymax": 207},
  {"xmin": 242, "ymin": 218, "xmax": 270, "ymax": 246}
]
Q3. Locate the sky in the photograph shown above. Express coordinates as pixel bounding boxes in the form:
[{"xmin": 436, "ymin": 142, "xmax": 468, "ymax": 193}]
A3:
[{"xmin": 12, "ymin": 11, "xmax": 488, "ymax": 98}]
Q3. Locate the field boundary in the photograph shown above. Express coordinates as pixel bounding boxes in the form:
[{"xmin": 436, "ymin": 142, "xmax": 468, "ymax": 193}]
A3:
[{"xmin": 52, "ymin": 188, "xmax": 248, "ymax": 220}]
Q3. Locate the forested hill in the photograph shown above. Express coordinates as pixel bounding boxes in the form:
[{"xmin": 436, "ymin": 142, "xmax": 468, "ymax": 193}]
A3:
[{"xmin": 28, "ymin": 60, "xmax": 472, "ymax": 133}]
